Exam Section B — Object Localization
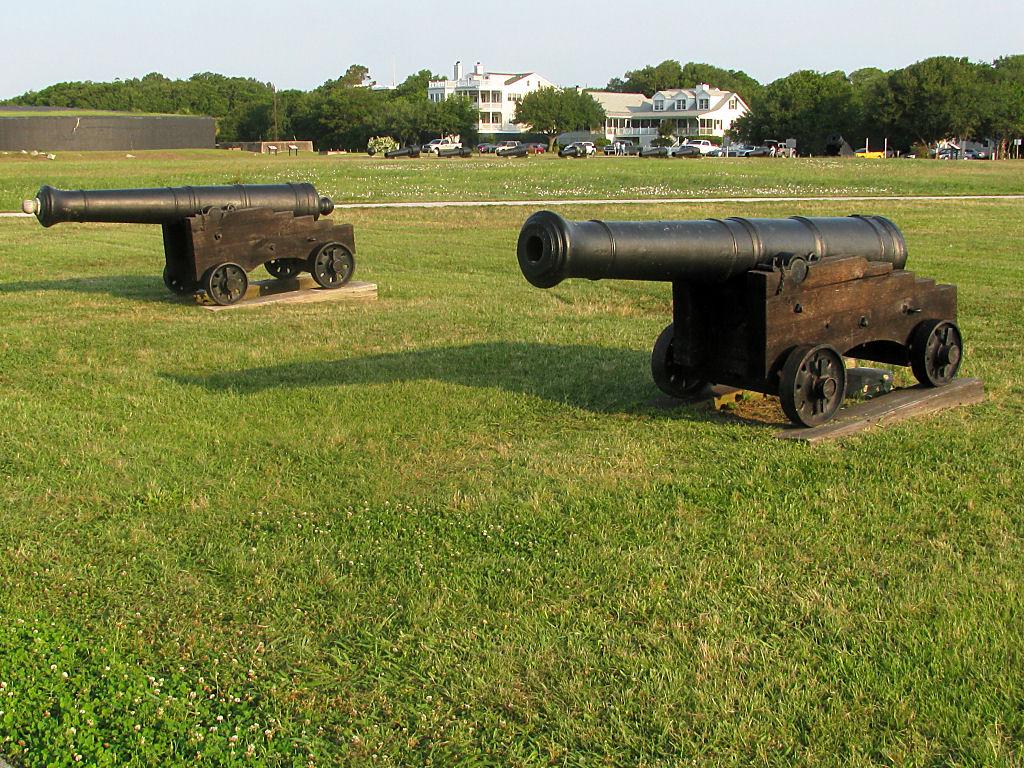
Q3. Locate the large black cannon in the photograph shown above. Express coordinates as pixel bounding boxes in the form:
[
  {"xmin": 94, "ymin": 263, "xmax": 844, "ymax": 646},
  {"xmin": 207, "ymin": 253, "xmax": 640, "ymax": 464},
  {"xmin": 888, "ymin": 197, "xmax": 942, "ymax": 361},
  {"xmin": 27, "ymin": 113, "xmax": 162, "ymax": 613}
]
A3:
[
  {"xmin": 22, "ymin": 183, "xmax": 355, "ymax": 305},
  {"xmin": 518, "ymin": 211, "xmax": 961, "ymax": 426},
  {"xmin": 385, "ymin": 147, "xmax": 419, "ymax": 159}
]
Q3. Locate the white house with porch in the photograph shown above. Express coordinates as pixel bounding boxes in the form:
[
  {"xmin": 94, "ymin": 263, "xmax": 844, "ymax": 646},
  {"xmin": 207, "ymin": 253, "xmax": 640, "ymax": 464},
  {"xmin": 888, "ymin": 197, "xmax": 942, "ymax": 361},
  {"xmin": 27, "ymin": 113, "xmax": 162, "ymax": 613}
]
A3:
[
  {"xmin": 427, "ymin": 61, "xmax": 557, "ymax": 136},
  {"xmin": 589, "ymin": 85, "xmax": 749, "ymax": 147}
]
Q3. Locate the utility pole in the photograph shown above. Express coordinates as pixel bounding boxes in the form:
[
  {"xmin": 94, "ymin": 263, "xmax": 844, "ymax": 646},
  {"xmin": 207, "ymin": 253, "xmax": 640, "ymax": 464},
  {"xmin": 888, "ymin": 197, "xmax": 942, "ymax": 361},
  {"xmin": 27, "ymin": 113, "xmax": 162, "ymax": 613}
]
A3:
[{"xmin": 272, "ymin": 84, "xmax": 280, "ymax": 141}]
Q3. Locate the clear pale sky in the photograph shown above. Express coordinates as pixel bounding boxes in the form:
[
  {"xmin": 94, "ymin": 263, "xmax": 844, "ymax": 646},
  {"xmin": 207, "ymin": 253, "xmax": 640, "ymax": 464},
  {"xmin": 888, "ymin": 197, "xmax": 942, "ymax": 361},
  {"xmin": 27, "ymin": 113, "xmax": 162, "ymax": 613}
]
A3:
[{"xmin": 1, "ymin": 0, "xmax": 1020, "ymax": 99}]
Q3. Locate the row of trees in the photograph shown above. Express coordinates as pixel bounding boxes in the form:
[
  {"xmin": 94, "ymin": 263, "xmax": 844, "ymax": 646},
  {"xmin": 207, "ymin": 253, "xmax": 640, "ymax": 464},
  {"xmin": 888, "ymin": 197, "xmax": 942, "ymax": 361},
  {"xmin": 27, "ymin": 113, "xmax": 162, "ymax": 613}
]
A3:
[
  {"xmin": 6, "ymin": 56, "xmax": 1023, "ymax": 155},
  {"xmin": 605, "ymin": 56, "xmax": 1023, "ymax": 156},
  {"xmin": 605, "ymin": 60, "xmax": 763, "ymax": 104},
  {"xmin": 4, "ymin": 66, "xmax": 479, "ymax": 150},
  {"xmin": 732, "ymin": 56, "xmax": 1024, "ymax": 156}
]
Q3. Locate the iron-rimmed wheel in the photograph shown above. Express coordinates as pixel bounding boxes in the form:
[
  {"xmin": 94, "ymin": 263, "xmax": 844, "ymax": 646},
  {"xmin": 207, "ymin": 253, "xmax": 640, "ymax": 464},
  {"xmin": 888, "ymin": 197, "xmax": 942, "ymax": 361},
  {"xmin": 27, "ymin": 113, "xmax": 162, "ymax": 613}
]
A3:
[
  {"xmin": 910, "ymin": 319, "xmax": 962, "ymax": 387},
  {"xmin": 202, "ymin": 262, "xmax": 248, "ymax": 306},
  {"xmin": 308, "ymin": 242, "xmax": 354, "ymax": 289},
  {"xmin": 162, "ymin": 265, "xmax": 197, "ymax": 295},
  {"xmin": 779, "ymin": 344, "xmax": 847, "ymax": 427},
  {"xmin": 651, "ymin": 323, "xmax": 707, "ymax": 398},
  {"xmin": 265, "ymin": 258, "xmax": 303, "ymax": 280}
]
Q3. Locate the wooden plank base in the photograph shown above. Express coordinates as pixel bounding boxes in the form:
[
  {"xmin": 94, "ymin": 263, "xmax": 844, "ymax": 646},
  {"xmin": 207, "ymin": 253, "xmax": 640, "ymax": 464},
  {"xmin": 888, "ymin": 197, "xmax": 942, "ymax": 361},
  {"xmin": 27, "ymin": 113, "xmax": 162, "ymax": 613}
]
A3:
[
  {"xmin": 776, "ymin": 378, "xmax": 985, "ymax": 443},
  {"xmin": 197, "ymin": 279, "xmax": 377, "ymax": 311}
]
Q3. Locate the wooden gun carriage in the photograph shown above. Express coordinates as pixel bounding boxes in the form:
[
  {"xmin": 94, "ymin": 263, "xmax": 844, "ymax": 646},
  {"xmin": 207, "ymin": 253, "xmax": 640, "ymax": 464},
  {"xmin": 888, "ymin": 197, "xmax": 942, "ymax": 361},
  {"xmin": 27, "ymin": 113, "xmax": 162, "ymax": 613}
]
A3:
[
  {"xmin": 517, "ymin": 211, "xmax": 962, "ymax": 426},
  {"xmin": 23, "ymin": 183, "xmax": 355, "ymax": 306}
]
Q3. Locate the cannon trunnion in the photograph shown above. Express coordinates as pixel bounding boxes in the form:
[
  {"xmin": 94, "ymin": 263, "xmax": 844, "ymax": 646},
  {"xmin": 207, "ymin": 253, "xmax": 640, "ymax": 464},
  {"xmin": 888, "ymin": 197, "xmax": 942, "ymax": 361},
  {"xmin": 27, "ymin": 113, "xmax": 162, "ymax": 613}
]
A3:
[
  {"xmin": 517, "ymin": 211, "xmax": 962, "ymax": 427},
  {"xmin": 24, "ymin": 183, "xmax": 355, "ymax": 306}
]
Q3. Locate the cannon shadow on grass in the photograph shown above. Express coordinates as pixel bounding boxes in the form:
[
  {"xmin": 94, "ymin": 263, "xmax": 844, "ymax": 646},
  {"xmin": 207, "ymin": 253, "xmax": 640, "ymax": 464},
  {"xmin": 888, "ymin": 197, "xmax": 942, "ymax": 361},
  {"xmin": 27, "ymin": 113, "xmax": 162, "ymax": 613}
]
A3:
[
  {"xmin": 168, "ymin": 342, "xmax": 778, "ymax": 427},
  {"xmin": 0, "ymin": 275, "xmax": 175, "ymax": 301}
]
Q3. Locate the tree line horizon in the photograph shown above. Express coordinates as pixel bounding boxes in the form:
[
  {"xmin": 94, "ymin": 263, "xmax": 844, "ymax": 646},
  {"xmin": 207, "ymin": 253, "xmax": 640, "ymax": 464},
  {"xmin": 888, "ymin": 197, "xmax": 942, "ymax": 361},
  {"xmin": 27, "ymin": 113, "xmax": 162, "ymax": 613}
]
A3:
[{"xmin": 3, "ymin": 56, "xmax": 1021, "ymax": 157}]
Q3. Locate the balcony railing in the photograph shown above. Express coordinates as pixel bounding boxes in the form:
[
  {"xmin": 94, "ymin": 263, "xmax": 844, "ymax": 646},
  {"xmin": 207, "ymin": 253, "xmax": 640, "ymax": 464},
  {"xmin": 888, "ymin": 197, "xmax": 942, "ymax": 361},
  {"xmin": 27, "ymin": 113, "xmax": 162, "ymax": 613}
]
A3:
[{"xmin": 608, "ymin": 127, "xmax": 659, "ymax": 136}]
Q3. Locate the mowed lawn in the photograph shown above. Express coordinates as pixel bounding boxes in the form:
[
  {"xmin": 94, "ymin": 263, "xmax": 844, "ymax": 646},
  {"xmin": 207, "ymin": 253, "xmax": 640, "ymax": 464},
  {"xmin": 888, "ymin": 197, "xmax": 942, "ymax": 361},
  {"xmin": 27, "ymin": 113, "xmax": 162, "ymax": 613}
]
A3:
[
  {"xmin": 2, "ymin": 149, "xmax": 1024, "ymax": 210},
  {"xmin": 0, "ymin": 153, "xmax": 1022, "ymax": 766}
]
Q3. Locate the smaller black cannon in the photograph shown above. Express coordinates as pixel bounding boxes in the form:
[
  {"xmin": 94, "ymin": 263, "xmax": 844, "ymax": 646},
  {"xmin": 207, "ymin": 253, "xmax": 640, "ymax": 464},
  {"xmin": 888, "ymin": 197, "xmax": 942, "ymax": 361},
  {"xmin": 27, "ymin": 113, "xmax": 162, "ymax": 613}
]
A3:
[
  {"xmin": 640, "ymin": 146, "xmax": 671, "ymax": 158},
  {"xmin": 824, "ymin": 133, "xmax": 855, "ymax": 157},
  {"xmin": 517, "ymin": 211, "xmax": 962, "ymax": 427},
  {"xmin": 558, "ymin": 143, "xmax": 589, "ymax": 158},
  {"xmin": 385, "ymin": 146, "xmax": 421, "ymax": 158},
  {"xmin": 436, "ymin": 146, "xmax": 473, "ymax": 158},
  {"xmin": 22, "ymin": 183, "xmax": 355, "ymax": 305},
  {"xmin": 496, "ymin": 143, "xmax": 529, "ymax": 157}
]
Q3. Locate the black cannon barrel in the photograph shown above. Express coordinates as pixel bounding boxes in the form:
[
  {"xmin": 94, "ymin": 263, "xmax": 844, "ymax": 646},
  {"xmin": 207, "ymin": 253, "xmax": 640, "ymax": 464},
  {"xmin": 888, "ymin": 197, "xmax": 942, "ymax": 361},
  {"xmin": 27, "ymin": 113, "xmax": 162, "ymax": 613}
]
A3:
[
  {"xmin": 385, "ymin": 146, "xmax": 420, "ymax": 158},
  {"xmin": 517, "ymin": 210, "xmax": 908, "ymax": 288},
  {"xmin": 22, "ymin": 182, "xmax": 334, "ymax": 227},
  {"xmin": 497, "ymin": 144, "xmax": 529, "ymax": 157}
]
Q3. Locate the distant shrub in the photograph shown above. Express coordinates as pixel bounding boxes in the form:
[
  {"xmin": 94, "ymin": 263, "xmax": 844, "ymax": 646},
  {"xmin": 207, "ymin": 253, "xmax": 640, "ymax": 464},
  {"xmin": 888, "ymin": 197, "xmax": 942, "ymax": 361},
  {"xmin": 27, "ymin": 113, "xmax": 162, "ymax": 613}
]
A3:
[{"xmin": 367, "ymin": 136, "xmax": 398, "ymax": 156}]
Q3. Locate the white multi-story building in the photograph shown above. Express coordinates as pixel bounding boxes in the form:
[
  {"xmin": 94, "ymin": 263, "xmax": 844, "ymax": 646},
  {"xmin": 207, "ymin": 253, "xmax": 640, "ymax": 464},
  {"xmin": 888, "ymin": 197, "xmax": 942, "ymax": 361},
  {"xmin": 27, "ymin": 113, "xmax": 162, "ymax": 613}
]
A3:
[
  {"xmin": 427, "ymin": 61, "xmax": 557, "ymax": 136},
  {"xmin": 589, "ymin": 85, "xmax": 749, "ymax": 147}
]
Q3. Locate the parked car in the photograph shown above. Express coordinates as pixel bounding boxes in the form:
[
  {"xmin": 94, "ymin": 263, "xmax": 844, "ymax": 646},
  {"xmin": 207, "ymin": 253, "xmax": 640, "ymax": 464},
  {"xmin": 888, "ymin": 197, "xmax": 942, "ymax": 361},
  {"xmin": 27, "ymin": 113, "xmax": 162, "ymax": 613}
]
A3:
[
  {"xmin": 477, "ymin": 142, "xmax": 496, "ymax": 153},
  {"xmin": 680, "ymin": 138, "xmax": 718, "ymax": 155},
  {"xmin": 855, "ymin": 147, "xmax": 894, "ymax": 159},
  {"xmin": 725, "ymin": 144, "xmax": 752, "ymax": 157},
  {"xmin": 739, "ymin": 145, "xmax": 770, "ymax": 157},
  {"xmin": 605, "ymin": 140, "xmax": 640, "ymax": 155},
  {"xmin": 964, "ymin": 148, "xmax": 990, "ymax": 160},
  {"xmin": 763, "ymin": 139, "xmax": 797, "ymax": 157},
  {"xmin": 422, "ymin": 137, "xmax": 461, "ymax": 154},
  {"xmin": 558, "ymin": 141, "xmax": 596, "ymax": 158},
  {"xmin": 527, "ymin": 143, "xmax": 547, "ymax": 154}
]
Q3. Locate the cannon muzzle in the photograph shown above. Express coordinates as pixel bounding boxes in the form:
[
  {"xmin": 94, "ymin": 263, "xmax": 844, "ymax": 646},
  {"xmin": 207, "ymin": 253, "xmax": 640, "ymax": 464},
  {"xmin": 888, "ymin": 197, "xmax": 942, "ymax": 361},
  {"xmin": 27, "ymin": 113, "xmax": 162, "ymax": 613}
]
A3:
[
  {"xmin": 517, "ymin": 210, "xmax": 908, "ymax": 288},
  {"xmin": 23, "ymin": 182, "xmax": 334, "ymax": 228}
]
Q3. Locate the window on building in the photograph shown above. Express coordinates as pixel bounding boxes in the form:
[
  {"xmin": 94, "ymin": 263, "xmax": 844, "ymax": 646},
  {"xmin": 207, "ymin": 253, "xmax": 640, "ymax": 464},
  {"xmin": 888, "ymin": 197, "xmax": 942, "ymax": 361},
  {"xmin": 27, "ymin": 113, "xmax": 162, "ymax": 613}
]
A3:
[
  {"xmin": 675, "ymin": 99, "xmax": 684, "ymax": 110},
  {"xmin": 493, "ymin": 112, "xmax": 502, "ymax": 124},
  {"xmin": 729, "ymin": 98, "xmax": 737, "ymax": 110},
  {"xmin": 653, "ymin": 100, "xmax": 664, "ymax": 111}
]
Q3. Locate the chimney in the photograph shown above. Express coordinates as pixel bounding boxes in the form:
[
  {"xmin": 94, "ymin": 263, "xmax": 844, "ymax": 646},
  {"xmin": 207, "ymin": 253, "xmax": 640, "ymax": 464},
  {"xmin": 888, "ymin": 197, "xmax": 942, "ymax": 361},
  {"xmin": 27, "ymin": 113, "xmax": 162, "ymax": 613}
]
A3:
[
  {"xmin": 454, "ymin": 61, "xmax": 463, "ymax": 80},
  {"xmin": 474, "ymin": 61, "xmax": 484, "ymax": 76}
]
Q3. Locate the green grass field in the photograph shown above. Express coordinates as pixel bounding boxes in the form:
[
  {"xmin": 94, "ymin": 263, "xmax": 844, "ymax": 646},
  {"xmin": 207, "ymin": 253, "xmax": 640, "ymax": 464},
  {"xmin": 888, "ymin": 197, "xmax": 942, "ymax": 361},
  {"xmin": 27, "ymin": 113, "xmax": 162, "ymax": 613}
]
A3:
[
  {"xmin": 2, "ymin": 150, "xmax": 1023, "ymax": 212},
  {"xmin": 1, "ymin": 153, "xmax": 1022, "ymax": 766}
]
